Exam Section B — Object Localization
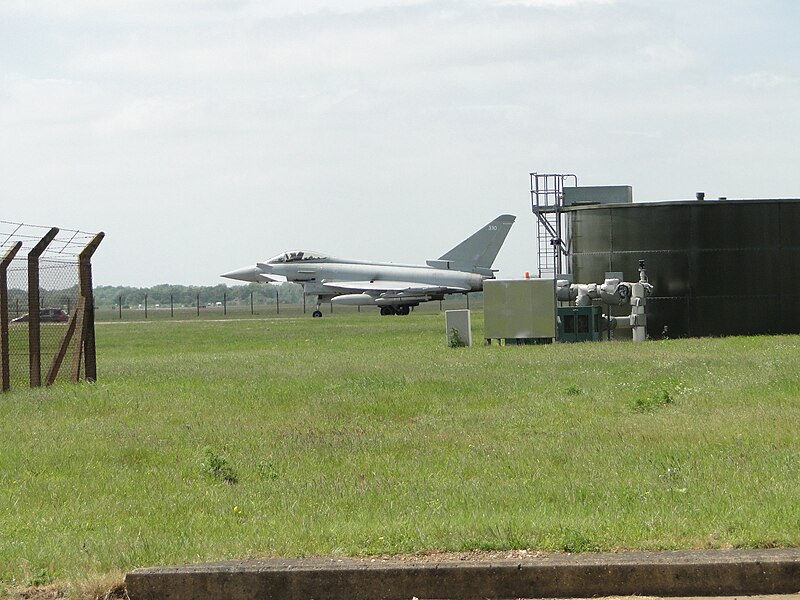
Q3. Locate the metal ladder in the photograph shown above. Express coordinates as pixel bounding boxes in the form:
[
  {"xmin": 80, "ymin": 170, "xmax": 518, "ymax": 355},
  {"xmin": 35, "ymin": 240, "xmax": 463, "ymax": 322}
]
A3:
[{"xmin": 530, "ymin": 173, "xmax": 577, "ymax": 278}]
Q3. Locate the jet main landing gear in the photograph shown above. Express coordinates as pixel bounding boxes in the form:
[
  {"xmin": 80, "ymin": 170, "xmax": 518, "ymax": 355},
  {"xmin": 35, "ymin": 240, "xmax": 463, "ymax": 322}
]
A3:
[{"xmin": 380, "ymin": 305, "xmax": 410, "ymax": 316}]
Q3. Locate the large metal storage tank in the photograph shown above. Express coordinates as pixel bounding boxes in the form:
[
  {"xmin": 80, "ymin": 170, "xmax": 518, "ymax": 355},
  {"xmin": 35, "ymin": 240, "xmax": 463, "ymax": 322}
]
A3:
[{"xmin": 568, "ymin": 199, "xmax": 800, "ymax": 338}]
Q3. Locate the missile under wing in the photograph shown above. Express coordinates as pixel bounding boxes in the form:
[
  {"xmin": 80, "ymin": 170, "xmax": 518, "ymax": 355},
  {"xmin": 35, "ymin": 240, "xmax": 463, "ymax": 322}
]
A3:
[{"xmin": 221, "ymin": 214, "xmax": 516, "ymax": 317}]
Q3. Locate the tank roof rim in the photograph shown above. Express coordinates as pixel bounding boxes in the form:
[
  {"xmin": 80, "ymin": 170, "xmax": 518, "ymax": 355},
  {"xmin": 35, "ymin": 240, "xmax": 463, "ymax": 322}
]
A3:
[{"xmin": 562, "ymin": 197, "xmax": 800, "ymax": 211}]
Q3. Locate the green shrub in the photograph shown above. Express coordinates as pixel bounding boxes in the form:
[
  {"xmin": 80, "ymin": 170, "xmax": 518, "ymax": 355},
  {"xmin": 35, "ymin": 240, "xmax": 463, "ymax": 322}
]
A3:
[{"xmin": 200, "ymin": 446, "xmax": 238, "ymax": 484}]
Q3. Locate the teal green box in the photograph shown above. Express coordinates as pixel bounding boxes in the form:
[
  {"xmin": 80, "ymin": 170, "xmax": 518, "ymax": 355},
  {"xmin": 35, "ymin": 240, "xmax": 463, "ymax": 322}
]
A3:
[{"xmin": 557, "ymin": 305, "xmax": 602, "ymax": 342}]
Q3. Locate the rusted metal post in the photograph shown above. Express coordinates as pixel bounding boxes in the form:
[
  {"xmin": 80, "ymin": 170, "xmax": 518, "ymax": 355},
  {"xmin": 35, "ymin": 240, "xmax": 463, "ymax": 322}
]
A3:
[
  {"xmin": 46, "ymin": 296, "xmax": 83, "ymax": 387},
  {"xmin": 1, "ymin": 242, "xmax": 23, "ymax": 392},
  {"xmin": 28, "ymin": 227, "xmax": 59, "ymax": 387},
  {"xmin": 70, "ymin": 301, "xmax": 87, "ymax": 382},
  {"xmin": 77, "ymin": 232, "xmax": 104, "ymax": 382}
]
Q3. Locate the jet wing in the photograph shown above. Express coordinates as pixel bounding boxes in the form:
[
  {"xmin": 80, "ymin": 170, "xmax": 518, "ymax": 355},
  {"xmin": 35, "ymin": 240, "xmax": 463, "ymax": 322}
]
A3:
[{"xmin": 322, "ymin": 280, "xmax": 469, "ymax": 294}]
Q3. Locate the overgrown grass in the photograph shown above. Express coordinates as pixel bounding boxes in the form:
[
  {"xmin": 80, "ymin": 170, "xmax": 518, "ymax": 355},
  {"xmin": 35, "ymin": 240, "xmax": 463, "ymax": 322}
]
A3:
[{"xmin": 1, "ymin": 311, "xmax": 799, "ymax": 597}]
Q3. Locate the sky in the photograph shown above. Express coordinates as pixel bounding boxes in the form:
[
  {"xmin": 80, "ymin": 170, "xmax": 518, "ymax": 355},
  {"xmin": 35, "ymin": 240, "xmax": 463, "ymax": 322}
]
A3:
[{"xmin": 2, "ymin": 0, "xmax": 799, "ymax": 287}]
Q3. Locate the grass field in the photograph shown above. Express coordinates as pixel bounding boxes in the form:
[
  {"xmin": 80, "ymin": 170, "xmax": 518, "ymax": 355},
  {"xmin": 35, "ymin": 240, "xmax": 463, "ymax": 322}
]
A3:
[{"xmin": 1, "ymin": 309, "xmax": 799, "ymax": 597}]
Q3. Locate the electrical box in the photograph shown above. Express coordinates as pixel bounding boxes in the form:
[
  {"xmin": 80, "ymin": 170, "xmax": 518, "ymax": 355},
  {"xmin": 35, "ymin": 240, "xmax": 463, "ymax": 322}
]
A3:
[
  {"xmin": 557, "ymin": 305, "xmax": 602, "ymax": 342},
  {"xmin": 445, "ymin": 309, "xmax": 472, "ymax": 347},
  {"xmin": 484, "ymin": 279, "xmax": 556, "ymax": 344}
]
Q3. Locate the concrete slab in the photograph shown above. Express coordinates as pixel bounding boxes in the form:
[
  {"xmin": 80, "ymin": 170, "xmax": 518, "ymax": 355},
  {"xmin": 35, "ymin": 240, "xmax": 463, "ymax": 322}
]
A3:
[{"xmin": 124, "ymin": 548, "xmax": 800, "ymax": 600}]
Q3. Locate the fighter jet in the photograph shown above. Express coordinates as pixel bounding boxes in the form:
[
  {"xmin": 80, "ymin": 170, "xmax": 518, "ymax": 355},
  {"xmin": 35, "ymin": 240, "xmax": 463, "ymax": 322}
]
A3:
[{"xmin": 221, "ymin": 214, "xmax": 516, "ymax": 317}]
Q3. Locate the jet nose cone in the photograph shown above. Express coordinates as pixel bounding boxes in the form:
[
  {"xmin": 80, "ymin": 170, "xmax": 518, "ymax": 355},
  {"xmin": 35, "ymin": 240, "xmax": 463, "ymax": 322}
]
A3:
[{"xmin": 221, "ymin": 265, "xmax": 263, "ymax": 282}]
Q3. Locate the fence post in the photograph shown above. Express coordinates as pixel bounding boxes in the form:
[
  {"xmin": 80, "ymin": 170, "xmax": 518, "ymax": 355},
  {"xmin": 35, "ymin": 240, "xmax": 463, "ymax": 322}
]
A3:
[
  {"xmin": 73, "ymin": 232, "xmax": 104, "ymax": 383},
  {"xmin": 196, "ymin": 293, "xmax": 200, "ymax": 317},
  {"xmin": 119, "ymin": 296, "xmax": 122, "ymax": 319},
  {"xmin": 144, "ymin": 293, "xmax": 148, "ymax": 319},
  {"xmin": 170, "ymin": 294, "xmax": 174, "ymax": 318},
  {"xmin": 223, "ymin": 291, "xmax": 227, "ymax": 316},
  {"xmin": 250, "ymin": 291, "xmax": 254, "ymax": 315},
  {"xmin": 276, "ymin": 288, "xmax": 280, "ymax": 315},
  {"xmin": 1, "ymin": 242, "xmax": 23, "ymax": 392},
  {"xmin": 28, "ymin": 227, "xmax": 59, "ymax": 388}
]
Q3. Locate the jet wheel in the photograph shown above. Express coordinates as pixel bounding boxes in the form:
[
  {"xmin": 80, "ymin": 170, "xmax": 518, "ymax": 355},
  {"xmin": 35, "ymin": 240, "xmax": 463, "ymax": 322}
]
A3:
[
  {"xmin": 396, "ymin": 306, "xmax": 410, "ymax": 316},
  {"xmin": 380, "ymin": 306, "xmax": 396, "ymax": 316},
  {"xmin": 312, "ymin": 310, "xmax": 323, "ymax": 318}
]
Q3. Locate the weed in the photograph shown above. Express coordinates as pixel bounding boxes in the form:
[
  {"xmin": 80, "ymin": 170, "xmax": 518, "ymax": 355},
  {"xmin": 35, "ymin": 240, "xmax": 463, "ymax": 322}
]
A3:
[
  {"xmin": 448, "ymin": 327, "xmax": 466, "ymax": 348},
  {"xmin": 200, "ymin": 446, "xmax": 238, "ymax": 484},
  {"xmin": 256, "ymin": 460, "xmax": 280, "ymax": 480},
  {"xmin": 30, "ymin": 567, "xmax": 54, "ymax": 587},
  {"xmin": 560, "ymin": 528, "xmax": 600, "ymax": 553},
  {"xmin": 632, "ymin": 386, "xmax": 675, "ymax": 412},
  {"xmin": 564, "ymin": 384, "xmax": 582, "ymax": 396},
  {"xmin": 487, "ymin": 522, "xmax": 527, "ymax": 548}
]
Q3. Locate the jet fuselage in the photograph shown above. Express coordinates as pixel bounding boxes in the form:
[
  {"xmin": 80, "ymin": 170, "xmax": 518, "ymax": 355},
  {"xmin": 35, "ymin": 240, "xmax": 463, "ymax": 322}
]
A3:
[{"xmin": 261, "ymin": 260, "xmax": 485, "ymax": 293}]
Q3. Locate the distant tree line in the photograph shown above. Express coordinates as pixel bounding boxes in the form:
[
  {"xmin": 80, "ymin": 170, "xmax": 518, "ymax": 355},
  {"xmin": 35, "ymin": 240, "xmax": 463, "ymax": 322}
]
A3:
[{"xmin": 93, "ymin": 282, "xmax": 303, "ymax": 308}]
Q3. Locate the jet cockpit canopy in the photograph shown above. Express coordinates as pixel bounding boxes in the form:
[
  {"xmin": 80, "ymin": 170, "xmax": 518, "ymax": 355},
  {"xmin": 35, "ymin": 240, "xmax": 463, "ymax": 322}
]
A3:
[{"xmin": 266, "ymin": 250, "xmax": 330, "ymax": 264}]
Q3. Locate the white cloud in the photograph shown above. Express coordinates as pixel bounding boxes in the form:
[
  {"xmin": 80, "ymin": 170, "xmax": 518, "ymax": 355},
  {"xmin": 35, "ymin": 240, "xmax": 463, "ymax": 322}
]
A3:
[
  {"xmin": 636, "ymin": 41, "xmax": 696, "ymax": 72},
  {"xmin": 0, "ymin": 0, "xmax": 245, "ymax": 21},
  {"xmin": 498, "ymin": 0, "xmax": 614, "ymax": 6},
  {"xmin": 0, "ymin": 0, "xmax": 433, "ymax": 22},
  {"xmin": 93, "ymin": 97, "xmax": 207, "ymax": 134},
  {"xmin": 733, "ymin": 71, "xmax": 797, "ymax": 89},
  {"xmin": 0, "ymin": 75, "xmax": 106, "ymax": 126}
]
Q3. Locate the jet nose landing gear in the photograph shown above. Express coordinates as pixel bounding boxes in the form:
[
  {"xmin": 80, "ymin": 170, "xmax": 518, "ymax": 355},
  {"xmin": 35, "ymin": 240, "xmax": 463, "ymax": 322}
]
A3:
[{"xmin": 312, "ymin": 310, "xmax": 323, "ymax": 318}]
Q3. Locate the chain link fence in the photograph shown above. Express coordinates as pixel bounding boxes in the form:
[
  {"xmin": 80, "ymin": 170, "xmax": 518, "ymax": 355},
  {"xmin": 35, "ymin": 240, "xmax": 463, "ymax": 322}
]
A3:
[{"xmin": 1, "ymin": 221, "xmax": 103, "ymax": 392}]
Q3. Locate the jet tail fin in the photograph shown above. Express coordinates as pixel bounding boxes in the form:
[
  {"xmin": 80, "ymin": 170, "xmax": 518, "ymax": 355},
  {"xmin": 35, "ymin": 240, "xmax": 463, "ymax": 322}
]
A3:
[{"xmin": 426, "ymin": 214, "xmax": 516, "ymax": 275}]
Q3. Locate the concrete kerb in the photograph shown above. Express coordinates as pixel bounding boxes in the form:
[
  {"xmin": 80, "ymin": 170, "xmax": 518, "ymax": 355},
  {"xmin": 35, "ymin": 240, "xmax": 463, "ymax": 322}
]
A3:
[{"xmin": 124, "ymin": 548, "xmax": 800, "ymax": 600}]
